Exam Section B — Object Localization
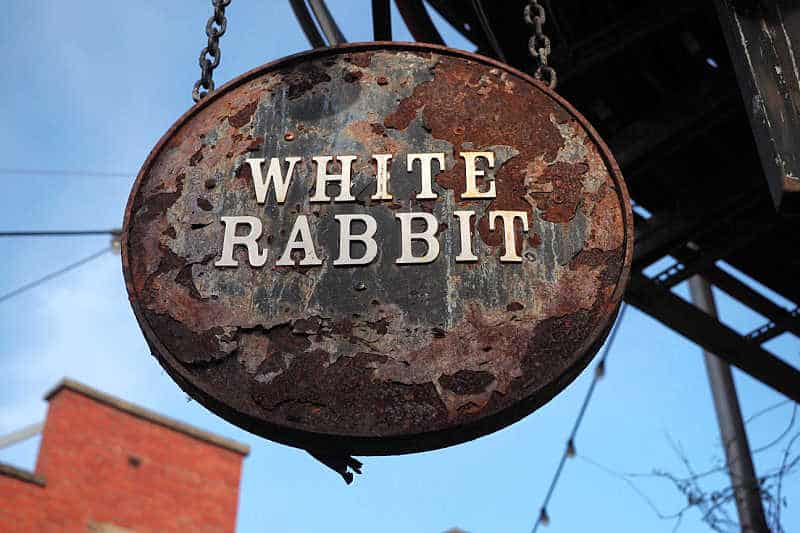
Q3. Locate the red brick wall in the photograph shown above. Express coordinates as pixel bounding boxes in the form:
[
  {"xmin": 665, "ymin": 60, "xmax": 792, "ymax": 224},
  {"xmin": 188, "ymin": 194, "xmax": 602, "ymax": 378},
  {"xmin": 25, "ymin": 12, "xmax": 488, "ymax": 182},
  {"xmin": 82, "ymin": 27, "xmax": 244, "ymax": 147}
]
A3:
[
  {"xmin": 1, "ymin": 388, "xmax": 245, "ymax": 532},
  {"xmin": 0, "ymin": 475, "xmax": 44, "ymax": 532}
]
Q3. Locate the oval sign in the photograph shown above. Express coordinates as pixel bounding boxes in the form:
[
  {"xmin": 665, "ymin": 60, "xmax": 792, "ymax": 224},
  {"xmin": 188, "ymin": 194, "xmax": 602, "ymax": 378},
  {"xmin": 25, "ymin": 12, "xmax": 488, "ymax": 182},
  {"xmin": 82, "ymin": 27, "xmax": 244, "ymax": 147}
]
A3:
[{"xmin": 122, "ymin": 43, "xmax": 632, "ymax": 455}]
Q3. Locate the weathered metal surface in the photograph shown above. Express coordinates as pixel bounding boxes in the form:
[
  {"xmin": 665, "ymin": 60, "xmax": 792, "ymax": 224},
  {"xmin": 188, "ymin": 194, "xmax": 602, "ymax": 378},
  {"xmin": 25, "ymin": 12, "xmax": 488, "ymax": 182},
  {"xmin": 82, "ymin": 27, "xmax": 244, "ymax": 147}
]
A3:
[
  {"xmin": 714, "ymin": 0, "xmax": 800, "ymax": 215},
  {"xmin": 122, "ymin": 42, "xmax": 633, "ymax": 455}
]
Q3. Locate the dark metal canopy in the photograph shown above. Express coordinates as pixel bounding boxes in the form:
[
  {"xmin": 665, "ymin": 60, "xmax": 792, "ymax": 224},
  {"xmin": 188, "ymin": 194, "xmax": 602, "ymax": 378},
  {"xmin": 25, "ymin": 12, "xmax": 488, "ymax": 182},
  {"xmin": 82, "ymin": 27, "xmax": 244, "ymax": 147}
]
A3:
[{"xmin": 292, "ymin": 0, "xmax": 800, "ymax": 402}]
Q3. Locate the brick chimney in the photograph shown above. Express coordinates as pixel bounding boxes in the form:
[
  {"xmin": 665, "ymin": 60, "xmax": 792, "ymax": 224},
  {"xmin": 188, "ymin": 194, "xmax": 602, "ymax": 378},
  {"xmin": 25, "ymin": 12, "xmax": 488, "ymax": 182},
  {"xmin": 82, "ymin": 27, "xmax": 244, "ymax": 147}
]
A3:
[{"xmin": 0, "ymin": 379, "xmax": 249, "ymax": 532}]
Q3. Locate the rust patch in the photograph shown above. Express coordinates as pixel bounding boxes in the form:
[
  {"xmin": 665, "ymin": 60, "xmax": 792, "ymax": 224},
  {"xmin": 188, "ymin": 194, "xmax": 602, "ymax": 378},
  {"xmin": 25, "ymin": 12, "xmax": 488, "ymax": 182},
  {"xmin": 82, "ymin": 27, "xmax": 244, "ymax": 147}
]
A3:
[
  {"xmin": 284, "ymin": 66, "xmax": 332, "ymax": 100},
  {"xmin": 343, "ymin": 70, "xmax": 364, "ymax": 83},
  {"xmin": 228, "ymin": 101, "xmax": 258, "ymax": 128},
  {"xmin": 122, "ymin": 44, "xmax": 632, "ymax": 455},
  {"xmin": 439, "ymin": 370, "xmax": 495, "ymax": 395},
  {"xmin": 196, "ymin": 198, "xmax": 213, "ymax": 211},
  {"xmin": 506, "ymin": 302, "xmax": 524, "ymax": 312},
  {"xmin": 188, "ymin": 148, "xmax": 203, "ymax": 167},
  {"xmin": 252, "ymin": 350, "xmax": 449, "ymax": 434},
  {"xmin": 344, "ymin": 53, "xmax": 372, "ymax": 68}
]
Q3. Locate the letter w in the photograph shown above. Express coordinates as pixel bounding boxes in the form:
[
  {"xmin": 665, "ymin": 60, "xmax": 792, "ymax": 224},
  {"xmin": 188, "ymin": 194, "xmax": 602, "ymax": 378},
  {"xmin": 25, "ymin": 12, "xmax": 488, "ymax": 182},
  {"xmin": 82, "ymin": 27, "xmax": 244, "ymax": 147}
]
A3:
[{"xmin": 246, "ymin": 157, "xmax": 300, "ymax": 204}]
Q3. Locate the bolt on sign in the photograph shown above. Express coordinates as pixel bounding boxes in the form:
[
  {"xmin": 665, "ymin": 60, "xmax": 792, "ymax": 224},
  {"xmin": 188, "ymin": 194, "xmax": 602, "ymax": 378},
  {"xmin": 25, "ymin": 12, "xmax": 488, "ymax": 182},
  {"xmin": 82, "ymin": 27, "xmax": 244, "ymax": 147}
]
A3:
[{"xmin": 122, "ymin": 43, "xmax": 633, "ymax": 455}]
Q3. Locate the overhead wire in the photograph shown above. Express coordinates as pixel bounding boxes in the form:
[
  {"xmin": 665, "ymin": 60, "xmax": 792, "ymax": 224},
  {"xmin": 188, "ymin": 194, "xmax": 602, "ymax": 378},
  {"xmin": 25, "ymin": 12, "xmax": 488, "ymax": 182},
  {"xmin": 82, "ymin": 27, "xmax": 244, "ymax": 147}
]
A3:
[
  {"xmin": 0, "ymin": 168, "xmax": 133, "ymax": 179},
  {"xmin": 531, "ymin": 303, "xmax": 629, "ymax": 532},
  {"xmin": 0, "ymin": 230, "xmax": 120, "ymax": 238},
  {"xmin": 0, "ymin": 247, "xmax": 111, "ymax": 304}
]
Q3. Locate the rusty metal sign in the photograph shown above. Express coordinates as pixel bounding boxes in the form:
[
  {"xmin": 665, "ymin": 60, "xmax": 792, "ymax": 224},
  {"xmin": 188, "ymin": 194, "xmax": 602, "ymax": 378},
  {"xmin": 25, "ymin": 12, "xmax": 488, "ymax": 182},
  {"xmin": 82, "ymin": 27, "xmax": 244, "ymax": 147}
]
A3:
[{"xmin": 122, "ymin": 43, "xmax": 633, "ymax": 455}]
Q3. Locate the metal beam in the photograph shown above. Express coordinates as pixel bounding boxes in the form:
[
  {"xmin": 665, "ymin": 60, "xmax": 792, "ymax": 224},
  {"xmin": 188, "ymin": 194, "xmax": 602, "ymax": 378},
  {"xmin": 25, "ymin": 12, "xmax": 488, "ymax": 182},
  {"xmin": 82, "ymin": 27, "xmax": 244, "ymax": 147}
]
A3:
[
  {"xmin": 425, "ymin": 0, "xmax": 488, "ymax": 48},
  {"xmin": 688, "ymin": 276, "xmax": 769, "ymax": 533},
  {"xmin": 559, "ymin": 4, "xmax": 703, "ymax": 84},
  {"xmin": 471, "ymin": 0, "xmax": 506, "ymax": 62},
  {"xmin": 651, "ymin": 215, "xmax": 772, "ymax": 289},
  {"xmin": 746, "ymin": 307, "xmax": 800, "ymax": 345},
  {"xmin": 633, "ymin": 212, "xmax": 708, "ymax": 269},
  {"xmin": 308, "ymin": 0, "xmax": 347, "ymax": 45},
  {"xmin": 372, "ymin": 0, "xmax": 392, "ymax": 41},
  {"xmin": 713, "ymin": 0, "xmax": 800, "ymax": 215},
  {"xmin": 289, "ymin": 0, "xmax": 326, "ymax": 49},
  {"xmin": 611, "ymin": 92, "xmax": 738, "ymax": 175},
  {"xmin": 624, "ymin": 273, "xmax": 800, "ymax": 403},
  {"xmin": 703, "ymin": 265, "xmax": 800, "ymax": 340},
  {"xmin": 631, "ymin": 190, "xmax": 764, "ymax": 270},
  {"xmin": 396, "ymin": 0, "xmax": 445, "ymax": 45}
]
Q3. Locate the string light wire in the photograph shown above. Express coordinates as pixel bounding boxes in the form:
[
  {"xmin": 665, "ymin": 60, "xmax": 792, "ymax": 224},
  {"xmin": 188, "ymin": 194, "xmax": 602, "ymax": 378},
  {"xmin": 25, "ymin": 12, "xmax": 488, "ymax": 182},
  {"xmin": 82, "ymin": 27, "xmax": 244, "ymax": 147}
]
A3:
[
  {"xmin": 0, "ymin": 247, "xmax": 111, "ymax": 304},
  {"xmin": 531, "ymin": 303, "xmax": 629, "ymax": 532}
]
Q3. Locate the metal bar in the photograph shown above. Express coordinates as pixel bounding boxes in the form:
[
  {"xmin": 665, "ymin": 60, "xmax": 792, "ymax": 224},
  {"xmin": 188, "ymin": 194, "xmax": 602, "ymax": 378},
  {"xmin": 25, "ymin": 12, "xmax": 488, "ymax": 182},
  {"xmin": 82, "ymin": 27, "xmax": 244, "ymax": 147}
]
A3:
[
  {"xmin": 308, "ymin": 0, "xmax": 347, "ymax": 46},
  {"xmin": 471, "ymin": 0, "xmax": 506, "ymax": 62},
  {"xmin": 0, "ymin": 422, "xmax": 44, "ymax": 449},
  {"xmin": 652, "ymin": 211, "xmax": 772, "ymax": 289},
  {"xmin": 746, "ymin": 307, "xmax": 800, "ymax": 345},
  {"xmin": 396, "ymin": 0, "xmax": 445, "ymax": 45},
  {"xmin": 630, "ymin": 188, "xmax": 757, "ymax": 270},
  {"xmin": 289, "ymin": 0, "xmax": 326, "ymax": 48},
  {"xmin": 633, "ymin": 213, "xmax": 706, "ymax": 269},
  {"xmin": 612, "ymin": 92, "xmax": 738, "ymax": 174},
  {"xmin": 371, "ymin": 0, "xmax": 392, "ymax": 41},
  {"xmin": 559, "ymin": 4, "xmax": 702, "ymax": 85},
  {"xmin": 712, "ymin": 0, "xmax": 800, "ymax": 215},
  {"xmin": 624, "ymin": 273, "xmax": 800, "ymax": 403},
  {"xmin": 703, "ymin": 265, "xmax": 800, "ymax": 339},
  {"xmin": 747, "ymin": 321, "xmax": 782, "ymax": 345},
  {"xmin": 424, "ymin": 0, "xmax": 486, "ymax": 47},
  {"xmin": 688, "ymin": 276, "xmax": 769, "ymax": 533}
]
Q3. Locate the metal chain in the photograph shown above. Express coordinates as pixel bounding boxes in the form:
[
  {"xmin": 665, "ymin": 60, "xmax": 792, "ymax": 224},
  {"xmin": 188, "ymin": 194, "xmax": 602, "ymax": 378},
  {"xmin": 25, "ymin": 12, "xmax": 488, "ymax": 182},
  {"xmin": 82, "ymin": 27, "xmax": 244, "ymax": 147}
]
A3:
[
  {"xmin": 192, "ymin": 0, "xmax": 232, "ymax": 103},
  {"xmin": 524, "ymin": 0, "xmax": 557, "ymax": 90}
]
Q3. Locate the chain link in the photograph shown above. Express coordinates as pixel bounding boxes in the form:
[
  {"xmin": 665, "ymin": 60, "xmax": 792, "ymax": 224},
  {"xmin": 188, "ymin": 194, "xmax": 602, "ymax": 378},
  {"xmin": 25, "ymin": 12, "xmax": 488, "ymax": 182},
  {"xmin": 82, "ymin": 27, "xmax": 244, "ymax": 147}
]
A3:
[
  {"xmin": 192, "ymin": 0, "xmax": 232, "ymax": 103},
  {"xmin": 524, "ymin": 0, "xmax": 557, "ymax": 90}
]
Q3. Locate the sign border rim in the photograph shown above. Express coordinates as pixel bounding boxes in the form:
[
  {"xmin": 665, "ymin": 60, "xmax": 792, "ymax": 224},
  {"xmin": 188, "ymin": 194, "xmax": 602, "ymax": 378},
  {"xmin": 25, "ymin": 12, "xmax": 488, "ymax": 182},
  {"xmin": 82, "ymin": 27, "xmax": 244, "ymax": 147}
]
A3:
[{"xmin": 121, "ymin": 41, "xmax": 634, "ymax": 455}]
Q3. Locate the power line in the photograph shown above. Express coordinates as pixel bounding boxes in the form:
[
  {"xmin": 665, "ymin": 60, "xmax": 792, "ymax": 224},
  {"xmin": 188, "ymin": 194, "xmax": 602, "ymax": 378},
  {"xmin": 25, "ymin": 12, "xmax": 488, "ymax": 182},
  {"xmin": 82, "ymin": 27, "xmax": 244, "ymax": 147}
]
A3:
[
  {"xmin": 0, "ymin": 168, "xmax": 133, "ymax": 178},
  {"xmin": 0, "ymin": 229, "xmax": 120, "ymax": 238},
  {"xmin": 0, "ymin": 247, "xmax": 111, "ymax": 304},
  {"xmin": 531, "ymin": 303, "xmax": 629, "ymax": 532}
]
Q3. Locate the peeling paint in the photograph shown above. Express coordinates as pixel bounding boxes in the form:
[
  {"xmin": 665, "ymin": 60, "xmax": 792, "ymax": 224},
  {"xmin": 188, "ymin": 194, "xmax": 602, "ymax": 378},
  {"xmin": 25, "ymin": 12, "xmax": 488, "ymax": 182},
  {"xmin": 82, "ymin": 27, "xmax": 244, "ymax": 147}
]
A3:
[{"xmin": 122, "ymin": 43, "xmax": 633, "ymax": 455}]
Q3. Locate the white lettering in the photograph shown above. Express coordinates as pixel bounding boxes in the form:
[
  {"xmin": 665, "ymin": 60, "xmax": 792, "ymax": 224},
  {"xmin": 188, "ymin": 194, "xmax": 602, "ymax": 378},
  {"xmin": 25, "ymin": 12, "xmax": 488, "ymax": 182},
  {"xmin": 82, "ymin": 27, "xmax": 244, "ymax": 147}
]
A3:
[
  {"xmin": 334, "ymin": 214, "xmax": 378, "ymax": 265},
  {"xmin": 396, "ymin": 212, "xmax": 440, "ymax": 264},
  {"xmin": 276, "ymin": 215, "xmax": 323, "ymax": 266},
  {"xmin": 309, "ymin": 155, "xmax": 357, "ymax": 202},
  {"xmin": 371, "ymin": 154, "xmax": 393, "ymax": 200},
  {"xmin": 215, "ymin": 216, "xmax": 268, "ymax": 267},
  {"xmin": 453, "ymin": 210, "xmax": 478, "ymax": 262},
  {"xmin": 461, "ymin": 151, "xmax": 496, "ymax": 199},
  {"xmin": 407, "ymin": 152, "xmax": 444, "ymax": 200},
  {"xmin": 246, "ymin": 157, "xmax": 300, "ymax": 204},
  {"xmin": 488, "ymin": 210, "xmax": 529, "ymax": 262}
]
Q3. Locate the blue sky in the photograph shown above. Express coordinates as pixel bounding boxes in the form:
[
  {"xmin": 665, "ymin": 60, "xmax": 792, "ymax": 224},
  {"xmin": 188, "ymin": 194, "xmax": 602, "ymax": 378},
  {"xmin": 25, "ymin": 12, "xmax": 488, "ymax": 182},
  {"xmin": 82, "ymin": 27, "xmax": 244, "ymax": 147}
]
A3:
[{"xmin": 1, "ymin": 2, "xmax": 798, "ymax": 532}]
